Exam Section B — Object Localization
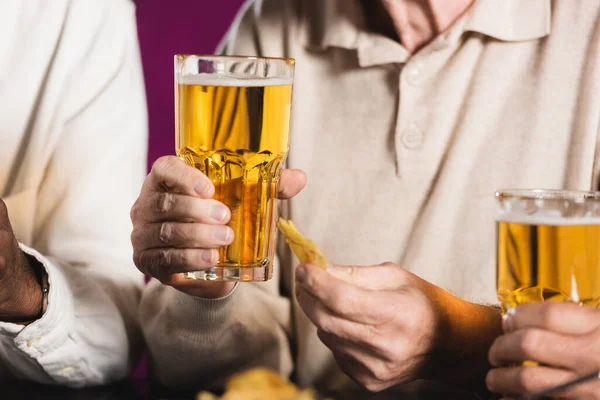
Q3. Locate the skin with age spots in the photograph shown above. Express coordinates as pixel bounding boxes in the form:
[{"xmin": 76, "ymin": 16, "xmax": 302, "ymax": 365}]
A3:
[
  {"xmin": 487, "ymin": 302, "xmax": 600, "ymax": 399},
  {"xmin": 295, "ymin": 262, "xmax": 502, "ymax": 391},
  {"xmin": 130, "ymin": 156, "xmax": 306, "ymax": 299},
  {"xmin": 0, "ymin": 199, "xmax": 42, "ymax": 323}
]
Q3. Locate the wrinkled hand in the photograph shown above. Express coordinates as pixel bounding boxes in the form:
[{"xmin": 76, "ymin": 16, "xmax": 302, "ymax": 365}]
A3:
[
  {"xmin": 487, "ymin": 302, "xmax": 600, "ymax": 399},
  {"xmin": 0, "ymin": 199, "xmax": 42, "ymax": 321},
  {"xmin": 131, "ymin": 156, "xmax": 306, "ymax": 299},
  {"xmin": 294, "ymin": 262, "xmax": 451, "ymax": 392}
]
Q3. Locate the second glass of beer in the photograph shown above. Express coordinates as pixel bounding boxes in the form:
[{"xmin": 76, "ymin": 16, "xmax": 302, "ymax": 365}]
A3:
[
  {"xmin": 496, "ymin": 189, "xmax": 600, "ymax": 313},
  {"xmin": 175, "ymin": 55, "xmax": 295, "ymax": 282}
]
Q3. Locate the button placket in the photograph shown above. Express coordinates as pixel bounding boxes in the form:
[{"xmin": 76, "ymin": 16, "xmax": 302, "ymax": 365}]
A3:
[
  {"xmin": 406, "ymin": 60, "xmax": 425, "ymax": 87},
  {"xmin": 402, "ymin": 123, "xmax": 424, "ymax": 149},
  {"xmin": 395, "ymin": 58, "xmax": 427, "ymax": 177}
]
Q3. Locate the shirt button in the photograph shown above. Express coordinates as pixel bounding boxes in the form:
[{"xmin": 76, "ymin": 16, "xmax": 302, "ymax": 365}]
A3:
[
  {"xmin": 406, "ymin": 61, "xmax": 424, "ymax": 86},
  {"xmin": 402, "ymin": 125, "xmax": 423, "ymax": 149}
]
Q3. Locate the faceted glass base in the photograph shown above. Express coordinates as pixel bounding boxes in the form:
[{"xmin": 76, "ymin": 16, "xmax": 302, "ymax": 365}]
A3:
[{"xmin": 183, "ymin": 262, "xmax": 273, "ymax": 282}]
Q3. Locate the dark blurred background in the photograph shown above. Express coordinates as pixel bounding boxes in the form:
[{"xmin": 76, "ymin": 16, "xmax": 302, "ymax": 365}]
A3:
[{"xmin": 135, "ymin": 0, "xmax": 246, "ymax": 170}]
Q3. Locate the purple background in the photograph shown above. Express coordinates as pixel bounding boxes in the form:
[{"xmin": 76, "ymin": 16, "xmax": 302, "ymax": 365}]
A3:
[
  {"xmin": 135, "ymin": 0, "xmax": 246, "ymax": 170},
  {"xmin": 132, "ymin": 1, "xmax": 245, "ymax": 377}
]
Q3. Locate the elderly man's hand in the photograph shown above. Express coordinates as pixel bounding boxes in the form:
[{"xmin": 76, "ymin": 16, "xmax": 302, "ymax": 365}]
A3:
[
  {"xmin": 487, "ymin": 302, "xmax": 600, "ymax": 399},
  {"xmin": 131, "ymin": 156, "xmax": 306, "ymax": 299},
  {"xmin": 295, "ymin": 262, "xmax": 502, "ymax": 392},
  {"xmin": 0, "ymin": 200, "xmax": 42, "ymax": 322}
]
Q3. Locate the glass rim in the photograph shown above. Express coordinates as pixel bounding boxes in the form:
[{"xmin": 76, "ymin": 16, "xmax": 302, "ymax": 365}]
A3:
[
  {"xmin": 174, "ymin": 54, "xmax": 296, "ymax": 65},
  {"xmin": 495, "ymin": 189, "xmax": 600, "ymax": 201}
]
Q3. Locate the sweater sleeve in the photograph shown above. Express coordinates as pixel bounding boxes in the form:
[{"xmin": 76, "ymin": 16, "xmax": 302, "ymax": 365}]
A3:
[{"xmin": 141, "ymin": 259, "xmax": 294, "ymax": 390}]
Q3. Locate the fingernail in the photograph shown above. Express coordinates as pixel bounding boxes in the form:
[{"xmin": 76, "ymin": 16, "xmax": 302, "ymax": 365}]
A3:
[
  {"xmin": 502, "ymin": 307, "xmax": 516, "ymax": 332},
  {"xmin": 209, "ymin": 205, "xmax": 228, "ymax": 222},
  {"xmin": 485, "ymin": 372, "xmax": 494, "ymax": 392},
  {"xmin": 213, "ymin": 226, "xmax": 232, "ymax": 242},
  {"xmin": 194, "ymin": 179, "xmax": 213, "ymax": 197},
  {"xmin": 202, "ymin": 249, "xmax": 217, "ymax": 264},
  {"xmin": 296, "ymin": 265, "xmax": 306, "ymax": 282}
]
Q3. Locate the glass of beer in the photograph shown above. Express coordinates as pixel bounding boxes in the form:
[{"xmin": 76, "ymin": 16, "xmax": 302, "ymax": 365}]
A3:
[
  {"xmin": 496, "ymin": 189, "xmax": 600, "ymax": 313},
  {"xmin": 175, "ymin": 55, "xmax": 295, "ymax": 282}
]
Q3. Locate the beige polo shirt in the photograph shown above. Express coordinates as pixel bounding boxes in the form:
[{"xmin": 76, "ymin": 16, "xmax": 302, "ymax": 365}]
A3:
[{"xmin": 141, "ymin": 0, "xmax": 600, "ymax": 392}]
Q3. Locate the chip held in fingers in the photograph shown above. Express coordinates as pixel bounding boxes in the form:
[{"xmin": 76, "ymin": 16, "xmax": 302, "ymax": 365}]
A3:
[{"xmin": 277, "ymin": 218, "xmax": 327, "ymax": 270}]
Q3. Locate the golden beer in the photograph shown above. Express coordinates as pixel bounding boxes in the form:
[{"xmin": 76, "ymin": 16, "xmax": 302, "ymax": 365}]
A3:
[
  {"xmin": 175, "ymin": 55, "xmax": 294, "ymax": 281},
  {"xmin": 496, "ymin": 190, "xmax": 600, "ymax": 313}
]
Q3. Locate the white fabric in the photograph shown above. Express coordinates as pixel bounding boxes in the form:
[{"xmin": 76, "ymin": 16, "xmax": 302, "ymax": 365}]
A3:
[{"xmin": 0, "ymin": 0, "xmax": 147, "ymax": 387}]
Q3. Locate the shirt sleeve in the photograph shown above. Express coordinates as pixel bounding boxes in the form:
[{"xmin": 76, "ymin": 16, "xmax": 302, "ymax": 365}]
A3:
[
  {"xmin": 0, "ymin": 245, "xmax": 132, "ymax": 386},
  {"xmin": 139, "ymin": 1, "xmax": 296, "ymax": 390},
  {"xmin": 0, "ymin": 0, "xmax": 147, "ymax": 387}
]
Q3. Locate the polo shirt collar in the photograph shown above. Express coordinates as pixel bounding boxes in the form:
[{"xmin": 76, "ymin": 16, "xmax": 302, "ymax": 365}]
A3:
[
  {"xmin": 299, "ymin": 0, "xmax": 364, "ymax": 51},
  {"xmin": 298, "ymin": 0, "xmax": 411, "ymax": 65},
  {"xmin": 299, "ymin": 0, "xmax": 551, "ymax": 67},
  {"xmin": 464, "ymin": 0, "xmax": 552, "ymax": 41}
]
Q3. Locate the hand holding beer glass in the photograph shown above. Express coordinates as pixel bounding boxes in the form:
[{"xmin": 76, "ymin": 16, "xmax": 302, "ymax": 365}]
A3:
[
  {"xmin": 175, "ymin": 55, "xmax": 295, "ymax": 282},
  {"xmin": 488, "ymin": 190, "xmax": 600, "ymax": 396},
  {"xmin": 496, "ymin": 190, "xmax": 600, "ymax": 312}
]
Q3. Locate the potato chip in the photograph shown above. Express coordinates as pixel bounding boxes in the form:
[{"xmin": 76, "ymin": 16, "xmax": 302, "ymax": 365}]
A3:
[
  {"xmin": 197, "ymin": 392, "xmax": 219, "ymax": 400},
  {"xmin": 277, "ymin": 219, "xmax": 327, "ymax": 269},
  {"xmin": 226, "ymin": 368, "xmax": 292, "ymax": 391},
  {"xmin": 196, "ymin": 367, "xmax": 322, "ymax": 400}
]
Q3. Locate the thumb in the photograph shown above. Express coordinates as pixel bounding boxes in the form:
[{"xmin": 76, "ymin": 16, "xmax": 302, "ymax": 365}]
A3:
[
  {"xmin": 278, "ymin": 169, "xmax": 307, "ymax": 199},
  {"xmin": 0, "ymin": 199, "xmax": 13, "ymax": 230},
  {"xmin": 327, "ymin": 262, "xmax": 410, "ymax": 290}
]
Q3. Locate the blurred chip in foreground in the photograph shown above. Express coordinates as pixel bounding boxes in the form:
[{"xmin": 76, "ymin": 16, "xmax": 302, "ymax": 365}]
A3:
[{"xmin": 197, "ymin": 367, "xmax": 320, "ymax": 400}]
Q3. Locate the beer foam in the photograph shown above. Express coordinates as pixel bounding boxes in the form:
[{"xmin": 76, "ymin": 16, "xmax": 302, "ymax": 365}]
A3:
[
  {"xmin": 177, "ymin": 74, "xmax": 293, "ymax": 87},
  {"xmin": 497, "ymin": 212, "xmax": 600, "ymax": 226}
]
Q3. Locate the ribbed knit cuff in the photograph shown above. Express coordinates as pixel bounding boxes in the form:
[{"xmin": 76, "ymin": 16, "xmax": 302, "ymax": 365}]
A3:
[{"xmin": 171, "ymin": 283, "xmax": 242, "ymax": 343}]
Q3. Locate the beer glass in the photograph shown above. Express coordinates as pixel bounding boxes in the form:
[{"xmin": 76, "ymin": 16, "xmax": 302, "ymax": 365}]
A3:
[
  {"xmin": 496, "ymin": 190, "xmax": 600, "ymax": 313},
  {"xmin": 175, "ymin": 55, "xmax": 295, "ymax": 282}
]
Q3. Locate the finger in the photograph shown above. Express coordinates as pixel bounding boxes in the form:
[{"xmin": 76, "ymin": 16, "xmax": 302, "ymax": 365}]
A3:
[
  {"xmin": 328, "ymin": 346, "xmax": 398, "ymax": 392},
  {"xmin": 0, "ymin": 228, "xmax": 14, "ymax": 273},
  {"xmin": 319, "ymin": 330, "xmax": 390, "ymax": 386},
  {"xmin": 327, "ymin": 262, "xmax": 413, "ymax": 290},
  {"xmin": 317, "ymin": 329, "xmax": 395, "ymax": 363},
  {"xmin": 504, "ymin": 302, "xmax": 600, "ymax": 335},
  {"xmin": 489, "ymin": 328, "xmax": 593, "ymax": 371},
  {"xmin": 133, "ymin": 248, "xmax": 218, "ymax": 282},
  {"xmin": 295, "ymin": 284, "xmax": 374, "ymax": 342},
  {"xmin": 486, "ymin": 366, "xmax": 577, "ymax": 397},
  {"xmin": 0, "ymin": 199, "xmax": 7, "ymax": 221},
  {"xmin": 168, "ymin": 276, "xmax": 236, "ymax": 299},
  {"xmin": 135, "ymin": 192, "xmax": 231, "ymax": 224},
  {"xmin": 277, "ymin": 169, "xmax": 306, "ymax": 199},
  {"xmin": 0, "ymin": 199, "xmax": 13, "ymax": 230},
  {"xmin": 147, "ymin": 156, "xmax": 215, "ymax": 198},
  {"xmin": 131, "ymin": 222, "xmax": 234, "ymax": 250},
  {"xmin": 310, "ymin": 298, "xmax": 411, "ymax": 367},
  {"xmin": 296, "ymin": 263, "xmax": 392, "ymax": 324}
]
